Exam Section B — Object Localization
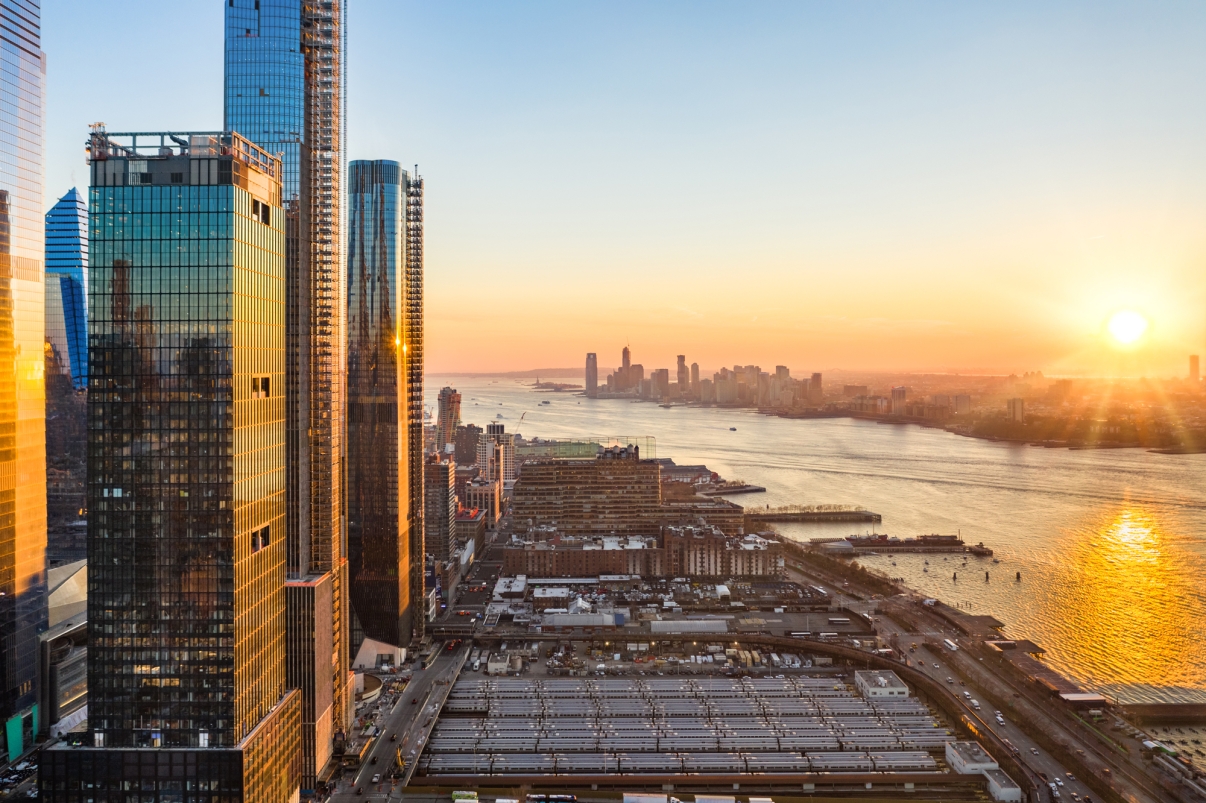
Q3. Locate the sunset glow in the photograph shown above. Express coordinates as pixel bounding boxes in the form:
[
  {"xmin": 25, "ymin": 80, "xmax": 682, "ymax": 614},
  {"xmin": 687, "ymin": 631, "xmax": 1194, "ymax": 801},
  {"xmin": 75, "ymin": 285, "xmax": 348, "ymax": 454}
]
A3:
[{"xmin": 1108, "ymin": 310, "xmax": 1149, "ymax": 347}]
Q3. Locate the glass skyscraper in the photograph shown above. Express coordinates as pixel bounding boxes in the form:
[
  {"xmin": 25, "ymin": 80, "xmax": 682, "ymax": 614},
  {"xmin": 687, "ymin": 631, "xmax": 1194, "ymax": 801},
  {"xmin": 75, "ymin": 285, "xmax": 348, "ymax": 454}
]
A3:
[
  {"xmin": 347, "ymin": 160, "xmax": 411, "ymax": 649},
  {"xmin": 45, "ymin": 188, "xmax": 89, "ymax": 389},
  {"xmin": 0, "ymin": 0, "xmax": 47, "ymax": 764},
  {"xmin": 225, "ymin": 0, "xmax": 350, "ymax": 784},
  {"xmin": 40, "ymin": 130, "xmax": 301, "ymax": 802},
  {"xmin": 44, "ymin": 275, "xmax": 71, "ymax": 380}
]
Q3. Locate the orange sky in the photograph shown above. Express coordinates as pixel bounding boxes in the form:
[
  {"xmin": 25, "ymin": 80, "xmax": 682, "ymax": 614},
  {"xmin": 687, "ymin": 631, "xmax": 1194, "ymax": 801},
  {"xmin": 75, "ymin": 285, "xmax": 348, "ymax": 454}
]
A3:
[{"xmin": 44, "ymin": 3, "xmax": 1206, "ymax": 377}]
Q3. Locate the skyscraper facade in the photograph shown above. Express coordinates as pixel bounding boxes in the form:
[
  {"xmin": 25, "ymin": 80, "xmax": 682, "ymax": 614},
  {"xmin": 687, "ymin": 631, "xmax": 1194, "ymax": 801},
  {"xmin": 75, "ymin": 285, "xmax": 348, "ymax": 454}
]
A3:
[
  {"xmin": 585, "ymin": 353, "xmax": 597, "ymax": 397},
  {"xmin": 676, "ymin": 355, "xmax": 688, "ymax": 391},
  {"xmin": 436, "ymin": 386, "xmax": 461, "ymax": 450},
  {"xmin": 41, "ymin": 130, "xmax": 300, "ymax": 801},
  {"xmin": 44, "ymin": 275, "xmax": 72, "ymax": 381},
  {"xmin": 225, "ymin": 0, "xmax": 350, "ymax": 783},
  {"xmin": 45, "ymin": 188, "xmax": 88, "ymax": 389},
  {"xmin": 346, "ymin": 159, "xmax": 412, "ymax": 653},
  {"xmin": 404, "ymin": 169, "xmax": 425, "ymax": 642},
  {"xmin": 424, "ymin": 456, "xmax": 457, "ymax": 563},
  {"xmin": 484, "ymin": 419, "xmax": 513, "ymax": 482},
  {"xmin": 0, "ymin": 0, "xmax": 46, "ymax": 763}
]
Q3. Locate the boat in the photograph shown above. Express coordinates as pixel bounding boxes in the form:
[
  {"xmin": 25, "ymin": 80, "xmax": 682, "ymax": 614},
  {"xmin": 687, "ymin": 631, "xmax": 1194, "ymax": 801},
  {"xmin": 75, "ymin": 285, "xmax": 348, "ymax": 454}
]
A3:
[
  {"xmin": 730, "ymin": 427, "xmax": 737, "ymax": 431},
  {"xmin": 924, "ymin": 560, "xmax": 929, "ymax": 565},
  {"xmin": 923, "ymin": 567, "xmax": 928, "ymax": 573},
  {"xmin": 495, "ymin": 413, "xmax": 504, "ymax": 419},
  {"xmin": 540, "ymin": 400, "xmax": 551, "ymax": 405},
  {"xmin": 992, "ymin": 558, "xmax": 1000, "ymax": 564}
]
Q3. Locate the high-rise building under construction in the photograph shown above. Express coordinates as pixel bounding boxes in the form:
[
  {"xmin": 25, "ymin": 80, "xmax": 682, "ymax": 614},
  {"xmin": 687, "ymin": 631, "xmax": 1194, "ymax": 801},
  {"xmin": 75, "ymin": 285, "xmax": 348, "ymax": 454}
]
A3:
[{"xmin": 224, "ymin": 0, "xmax": 349, "ymax": 785}]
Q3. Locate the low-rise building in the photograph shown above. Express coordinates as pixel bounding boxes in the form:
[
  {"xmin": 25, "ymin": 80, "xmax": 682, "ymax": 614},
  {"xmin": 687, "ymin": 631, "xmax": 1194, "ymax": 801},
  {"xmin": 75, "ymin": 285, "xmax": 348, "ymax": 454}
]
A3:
[
  {"xmin": 945, "ymin": 741, "xmax": 999, "ymax": 775},
  {"xmin": 502, "ymin": 525, "xmax": 781, "ymax": 579},
  {"xmin": 984, "ymin": 767, "xmax": 1023, "ymax": 802},
  {"xmin": 854, "ymin": 669, "xmax": 909, "ymax": 699}
]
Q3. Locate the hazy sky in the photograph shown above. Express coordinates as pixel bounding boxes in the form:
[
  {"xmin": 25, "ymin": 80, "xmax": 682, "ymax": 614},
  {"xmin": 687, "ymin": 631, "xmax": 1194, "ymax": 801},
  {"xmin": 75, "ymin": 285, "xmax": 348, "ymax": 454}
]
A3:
[{"xmin": 45, "ymin": 2, "xmax": 1206, "ymax": 376}]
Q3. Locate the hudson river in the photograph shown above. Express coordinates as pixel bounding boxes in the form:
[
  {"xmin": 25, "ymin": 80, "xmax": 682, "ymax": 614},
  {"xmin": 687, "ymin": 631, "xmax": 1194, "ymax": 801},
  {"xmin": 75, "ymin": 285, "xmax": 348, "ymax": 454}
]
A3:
[{"xmin": 430, "ymin": 376, "xmax": 1206, "ymax": 704}]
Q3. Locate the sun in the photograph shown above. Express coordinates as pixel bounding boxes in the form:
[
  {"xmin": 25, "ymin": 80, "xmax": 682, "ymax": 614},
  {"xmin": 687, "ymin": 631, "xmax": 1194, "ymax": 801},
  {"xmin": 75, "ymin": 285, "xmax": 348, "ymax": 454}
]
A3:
[{"xmin": 1107, "ymin": 310, "xmax": 1149, "ymax": 345}]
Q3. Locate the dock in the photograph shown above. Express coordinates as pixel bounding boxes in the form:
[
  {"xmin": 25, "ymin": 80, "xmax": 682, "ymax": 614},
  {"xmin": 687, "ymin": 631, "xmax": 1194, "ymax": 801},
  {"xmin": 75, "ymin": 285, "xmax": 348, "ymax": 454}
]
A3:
[
  {"xmin": 746, "ymin": 505, "xmax": 882, "ymax": 524},
  {"xmin": 812, "ymin": 534, "xmax": 993, "ymax": 556},
  {"xmin": 700, "ymin": 482, "xmax": 766, "ymax": 496}
]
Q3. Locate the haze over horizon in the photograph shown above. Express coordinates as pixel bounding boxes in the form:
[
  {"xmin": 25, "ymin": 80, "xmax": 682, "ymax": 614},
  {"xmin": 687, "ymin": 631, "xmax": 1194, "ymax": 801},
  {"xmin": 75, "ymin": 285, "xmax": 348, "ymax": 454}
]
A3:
[{"xmin": 45, "ymin": 1, "xmax": 1206, "ymax": 376}]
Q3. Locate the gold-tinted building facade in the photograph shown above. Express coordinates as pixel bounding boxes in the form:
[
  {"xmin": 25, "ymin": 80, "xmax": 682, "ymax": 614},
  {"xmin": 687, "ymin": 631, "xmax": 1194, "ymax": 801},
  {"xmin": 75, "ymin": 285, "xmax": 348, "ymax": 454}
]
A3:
[
  {"xmin": 0, "ymin": 0, "xmax": 47, "ymax": 764},
  {"xmin": 40, "ymin": 130, "xmax": 299, "ymax": 802}
]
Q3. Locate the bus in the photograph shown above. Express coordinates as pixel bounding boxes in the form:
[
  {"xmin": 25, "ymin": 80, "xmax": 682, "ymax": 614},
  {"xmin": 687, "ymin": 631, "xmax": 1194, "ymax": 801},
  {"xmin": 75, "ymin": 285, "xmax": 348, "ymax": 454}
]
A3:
[
  {"xmin": 944, "ymin": 638, "xmax": 958, "ymax": 652},
  {"xmin": 422, "ymin": 650, "xmax": 439, "ymax": 669},
  {"xmin": 827, "ymin": 617, "xmax": 850, "ymax": 625}
]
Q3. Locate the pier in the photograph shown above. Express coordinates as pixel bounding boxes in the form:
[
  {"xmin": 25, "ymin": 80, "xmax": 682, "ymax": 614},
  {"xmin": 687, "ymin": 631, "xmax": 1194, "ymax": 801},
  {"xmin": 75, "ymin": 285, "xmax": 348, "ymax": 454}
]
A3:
[
  {"xmin": 746, "ymin": 505, "xmax": 882, "ymax": 524},
  {"xmin": 812, "ymin": 533, "xmax": 994, "ymax": 556}
]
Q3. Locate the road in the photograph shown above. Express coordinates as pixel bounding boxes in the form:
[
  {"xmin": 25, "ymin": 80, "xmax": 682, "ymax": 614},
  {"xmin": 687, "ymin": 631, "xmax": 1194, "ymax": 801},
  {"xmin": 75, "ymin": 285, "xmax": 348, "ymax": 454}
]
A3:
[
  {"xmin": 783, "ymin": 560, "xmax": 1124, "ymax": 803},
  {"xmin": 909, "ymin": 642, "xmax": 1095, "ymax": 802},
  {"xmin": 330, "ymin": 645, "xmax": 469, "ymax": 802}
]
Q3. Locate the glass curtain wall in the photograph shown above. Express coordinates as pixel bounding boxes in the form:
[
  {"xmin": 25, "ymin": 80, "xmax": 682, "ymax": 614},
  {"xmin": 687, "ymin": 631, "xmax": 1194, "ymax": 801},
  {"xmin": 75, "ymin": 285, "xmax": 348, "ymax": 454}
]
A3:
[{"xmin": 346, "ymin": 160, "xmax": 410, "ymax": 649}]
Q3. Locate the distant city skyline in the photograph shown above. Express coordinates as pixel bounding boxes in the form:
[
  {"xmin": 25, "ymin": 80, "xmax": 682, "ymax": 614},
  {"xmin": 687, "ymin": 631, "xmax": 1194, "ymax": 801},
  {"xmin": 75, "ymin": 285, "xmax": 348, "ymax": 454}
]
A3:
[{"xmin": 42, "ymin": 2, "xmax": 1206, "ymax": 377}]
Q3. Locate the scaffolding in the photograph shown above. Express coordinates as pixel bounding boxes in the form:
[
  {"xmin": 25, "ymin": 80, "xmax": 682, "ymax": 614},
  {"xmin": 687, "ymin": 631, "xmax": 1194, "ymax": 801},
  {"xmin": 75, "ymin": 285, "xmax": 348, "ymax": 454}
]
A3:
[{"xmin": 405, "ymin": 170, "xmax": 425, "ymax": 642}]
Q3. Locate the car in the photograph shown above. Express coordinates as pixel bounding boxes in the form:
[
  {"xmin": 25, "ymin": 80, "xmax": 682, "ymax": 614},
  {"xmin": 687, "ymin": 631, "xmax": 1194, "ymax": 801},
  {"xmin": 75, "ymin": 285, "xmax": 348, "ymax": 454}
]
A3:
[
  {"xmin": 946, "ymin": 677, "xmax": 954, "ymax": 684},
  {"xmin": 411, "ymin": 698, "xmax": 418, "ymax": 705},
  {"xmin": 356, "ymin": 789, "xmax": 363, "ymax": 796},
  {"xmin": 390, "ymin": 733, "xmax": 397, "ymax": 741},
  {"xmin": 371, "ymin": 756, "xmax": 378, "ymax": 764},
  {"xmin": 1031, "ymin": 748, "xmax": 1040, "ymax": 755},
  {"xmin": 933, "ymin": 662, "xmax": 940, "ymax": 668},
  {"xmin": 1056, "ymin": 778, "xmax": 1064, "ymax": 787},
  {"xmin": 371, "ymin": 774, "xmax": 381, "ymax": 783},
  {"xmin": 1067, "ymin": 773, "xmax": 1075, "ymax": 780}
]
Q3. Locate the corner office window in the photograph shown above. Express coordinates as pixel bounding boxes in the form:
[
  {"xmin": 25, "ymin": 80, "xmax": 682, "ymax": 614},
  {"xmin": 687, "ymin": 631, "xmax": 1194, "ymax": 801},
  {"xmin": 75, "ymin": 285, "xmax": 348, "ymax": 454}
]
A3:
[
  {"xmin": 251, "ymin": 375, "xmax": 270, "ymax": 399},
  {"xmin": 251, "ymin": 525, "xmax": 270, "ymax": 553},
  {"xmin": 251, "ymin": 199, "xmax": 271, "ymax": 226}
]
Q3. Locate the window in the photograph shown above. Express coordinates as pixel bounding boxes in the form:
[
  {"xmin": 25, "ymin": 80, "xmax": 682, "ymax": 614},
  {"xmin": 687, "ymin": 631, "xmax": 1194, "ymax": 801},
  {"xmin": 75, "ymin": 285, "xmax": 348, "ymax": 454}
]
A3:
[
  {"xmin": 251, "ymin": 375, "xmax": 270, "ymax": 399},
  {"xmin": 139, "ymin": 173, "xmax": 152, "ymax": 184},
  {"xmin": 251, "ymin": 199, "xmax": 270, "ymax": 226},
  {"xmin": 171, "ymin": 173, "xmax": 184, "ymax": 184},
  {"xmin": 251, "ymin": 525, "xmax": 270, "ymax": 553}
]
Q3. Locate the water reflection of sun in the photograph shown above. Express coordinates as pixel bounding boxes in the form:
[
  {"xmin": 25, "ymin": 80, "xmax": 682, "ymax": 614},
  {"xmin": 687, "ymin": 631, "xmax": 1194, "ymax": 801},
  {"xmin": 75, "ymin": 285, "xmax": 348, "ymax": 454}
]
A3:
[{"xmin": 1056, "ymin": 507, "xmax": 1204, "ymax": 694}]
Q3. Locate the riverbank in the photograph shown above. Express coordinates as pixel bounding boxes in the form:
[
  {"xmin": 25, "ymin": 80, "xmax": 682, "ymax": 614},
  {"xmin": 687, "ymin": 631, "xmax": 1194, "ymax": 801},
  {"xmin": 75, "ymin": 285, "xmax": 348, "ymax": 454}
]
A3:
[{"xmin": 441, "ymin": 375, "xmax": 1206, "ymax": 703}]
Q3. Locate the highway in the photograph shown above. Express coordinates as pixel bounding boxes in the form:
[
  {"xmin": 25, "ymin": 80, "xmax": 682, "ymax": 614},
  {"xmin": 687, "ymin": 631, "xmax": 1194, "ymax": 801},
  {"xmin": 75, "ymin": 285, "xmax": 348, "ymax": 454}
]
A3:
[
  {"xmin": 910, "ymin": 641, "xmax": 1095, "ymax": 802},
  {"xmin": 330, "ymin": 644, "xmax": 469, "ymax": 802},
  {"xmin": 783, "ymin": 560, "xmax": 1139, "ymax": 803}
]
